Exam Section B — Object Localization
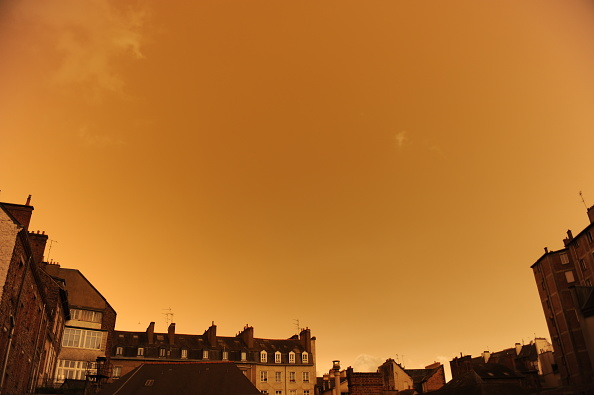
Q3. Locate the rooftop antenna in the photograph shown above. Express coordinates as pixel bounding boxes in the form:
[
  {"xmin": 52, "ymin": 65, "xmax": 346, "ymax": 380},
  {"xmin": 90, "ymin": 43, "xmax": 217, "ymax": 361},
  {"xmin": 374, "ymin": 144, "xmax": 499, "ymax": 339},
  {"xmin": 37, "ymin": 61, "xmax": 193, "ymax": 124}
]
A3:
[
  {"xmin": 580, "ymin": 191, "xmax": 589, "ymax": 209},
  {"xmin": 163, "ymin": 308, "xmax": 174, "ymax": 328},
  {"xmin": 47, "ymin": 240, "xmax": 58, "ymax": 262},
  {"xmin": 294, "ymin": 319, "xmax": 300, "ymax": 334}
]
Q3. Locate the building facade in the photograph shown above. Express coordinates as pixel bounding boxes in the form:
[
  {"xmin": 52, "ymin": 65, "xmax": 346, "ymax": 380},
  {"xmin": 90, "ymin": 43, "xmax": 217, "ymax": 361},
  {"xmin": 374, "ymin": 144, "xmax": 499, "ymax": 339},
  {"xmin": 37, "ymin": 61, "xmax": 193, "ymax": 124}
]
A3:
[
  {"xmin": 111, "ymin": 323, "xmax": 316, "ymax": 395},
  {"xmin": 531, "ymin": 204, "xmax": 594, "ymax": 391},
  {"xmin": 0, "ymin": 198, "xmax": 70, "ymax": 394},
  {"xmin": 44, "ymin": 264, "xmax": 117, "ymax": 386}
]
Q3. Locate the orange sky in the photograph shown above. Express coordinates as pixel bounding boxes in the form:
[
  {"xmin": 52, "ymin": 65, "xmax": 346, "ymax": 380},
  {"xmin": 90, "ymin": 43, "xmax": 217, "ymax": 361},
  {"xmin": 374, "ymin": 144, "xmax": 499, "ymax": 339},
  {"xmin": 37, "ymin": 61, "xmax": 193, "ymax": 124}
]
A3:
[{"xmin": 2, "ymin": 0, "xmax": 594, "ymax": 377}]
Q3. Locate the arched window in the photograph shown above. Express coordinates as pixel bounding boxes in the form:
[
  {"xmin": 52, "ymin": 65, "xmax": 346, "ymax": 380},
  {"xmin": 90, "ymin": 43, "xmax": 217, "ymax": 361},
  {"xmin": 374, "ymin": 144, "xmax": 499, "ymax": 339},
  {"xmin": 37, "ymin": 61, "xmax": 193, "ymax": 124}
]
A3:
[
  {"xmin": 302, "ymin": 351, "xmax": 309, "ymax": 363},
  {"xmin": 275, "ymin": 351, "xmax": 281, "ymax": 363},
  {"xmin": 260, "ymin": 350, "xmax": 268, "ymax": 363},
  {"xmin": 289, "ymin": 351, "xmax": 295, "ymax": 363}
]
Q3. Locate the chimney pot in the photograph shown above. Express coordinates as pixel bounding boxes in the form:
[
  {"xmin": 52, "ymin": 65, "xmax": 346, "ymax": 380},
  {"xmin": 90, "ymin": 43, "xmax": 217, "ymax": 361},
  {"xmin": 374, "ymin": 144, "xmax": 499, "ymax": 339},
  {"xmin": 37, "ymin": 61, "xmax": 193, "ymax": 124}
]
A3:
[{"xmin": 25, "ymin": 195, "xmax": 31, "ymax": 206}]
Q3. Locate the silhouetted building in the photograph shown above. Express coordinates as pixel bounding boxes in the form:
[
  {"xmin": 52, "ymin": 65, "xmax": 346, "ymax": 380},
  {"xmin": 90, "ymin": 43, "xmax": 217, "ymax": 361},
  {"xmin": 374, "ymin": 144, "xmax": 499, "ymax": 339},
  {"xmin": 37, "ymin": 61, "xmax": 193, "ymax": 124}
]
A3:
[
  {"xmin": 111, "ymin": 323, "xmax": 316, "ymax": 394},
  {"xmin": 0, "ymin": 198, "xmax": 70, "ymax": 394},
  {"xmin": 531, "ymin": 204, "xmax": 594, "ymax": 392},
  {"xmin": 98, "ymin": 362, "xmax": 261, "ymax": 395}
]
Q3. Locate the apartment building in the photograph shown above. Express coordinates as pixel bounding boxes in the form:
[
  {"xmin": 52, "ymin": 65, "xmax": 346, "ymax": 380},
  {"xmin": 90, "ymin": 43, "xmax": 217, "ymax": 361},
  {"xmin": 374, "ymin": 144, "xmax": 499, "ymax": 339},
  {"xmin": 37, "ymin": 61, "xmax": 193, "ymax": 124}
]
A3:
[{"xmin": 111, "ymin": 323, "xmax": 316, "ymax": 395}]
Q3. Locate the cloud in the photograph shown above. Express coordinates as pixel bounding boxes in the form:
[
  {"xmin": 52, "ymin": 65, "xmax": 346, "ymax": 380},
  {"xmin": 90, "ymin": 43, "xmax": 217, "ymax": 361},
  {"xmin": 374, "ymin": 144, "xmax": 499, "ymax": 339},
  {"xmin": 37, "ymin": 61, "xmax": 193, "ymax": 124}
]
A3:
[
  {"xmin": 78, "ymin": 126, "xmax": 125, "ymax": 147},
  {"xmin": 351, "ymin": 354, "xmax": 385, "ymax": 372},
  {"xmin": 12, "ymin": 0, "xmax": 147, "ymax": 98},
  {"xmin": 393, "ymin": 131, "xmax": 408, "ymax": 149}
]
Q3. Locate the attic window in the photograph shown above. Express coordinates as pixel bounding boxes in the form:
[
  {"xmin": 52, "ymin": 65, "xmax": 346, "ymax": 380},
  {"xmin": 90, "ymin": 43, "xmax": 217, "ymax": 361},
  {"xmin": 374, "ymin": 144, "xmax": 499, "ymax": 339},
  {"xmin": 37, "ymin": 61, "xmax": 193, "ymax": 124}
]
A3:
[
  {"xmin": 260, "ymin": 350, "xmax": 267, "ymax": 363},
  {"xmin": 222, "ymin": 350, "xmax": 228, "ymax": 360},
  {"xmin": 275, "ymin": 351, "xmax": 281, "ymax": 363},
  {"xmin": 116, "ymin": 346, "xmax": 123, "ymax": 355},
  {"xmin": 241, "ymin": 351, "xmax": 247, "ymax": 361},
  {"xmin": 181, "ymin": 349, "xmax": 188, "ymax": 359},
  {"xmin": 302, "ymin": 351, "xmax": 309, "ymax": 363},
  {"xmin": 203, "ymin": 350, "xmax": 209, "ymax": 359},
  {"xmin": 289, "ymin": 351, "xmax": 295, "ymax": 364},
  {"xmin": 145, "ymin": 379, "xmax": 154, "ymax": 386}
]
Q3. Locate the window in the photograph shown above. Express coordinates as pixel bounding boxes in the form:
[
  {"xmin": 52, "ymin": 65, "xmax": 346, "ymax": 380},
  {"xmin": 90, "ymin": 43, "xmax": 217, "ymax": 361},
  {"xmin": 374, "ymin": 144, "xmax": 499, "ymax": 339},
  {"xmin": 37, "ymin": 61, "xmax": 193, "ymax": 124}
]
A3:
[
  {"xmin": 62, "ymin": 328, "xmax": 103, "ymax": 349},
  {"xmin": 260, "ymin": 351, "xmax": 267, "ymax": 363},
  {"xmin": 203, "ymin": 350, "xmax": 209, "ymax": 359},
  {"xmin": 560, "ymin": 253, "xmax": 569, "ymax": 264},
  {"xmin": 112, "ymin": 366, "xmax": 122, "ymax": 379},
  {"xmin": 159, "ymin": 348, "xmax": 166, "ymax": 357},
  {"xmin": 289, "ymin": 391, "xmax": 296, "ymax": 395},
  {"xmin": 302, "ymin": 352, "xmax": 308, "ymax": 363},
  {"xmin": 137, "ymin": 347, "xmax": 144, "ymax": 356},
  {"xmin": 580, "ymin": 259, "xmax": 587, "ymax": 271},
  {"xmin": 261, "ymin": 392, "xmax": 268, "ymax": 395},
  {"xmin": 260, "ymin": 371, "xmax": 268, "ymax": 382},
  {"xmin": 69, "ymin": 309, "xmax": 103, "ymax": 323},
  {"xmin": 222, "ymin": 350, "xmax": 228, "ymax": 360},
  {"xmin": 289, "ymin": 352, "xmax": 295, "ymax": 364},
  {"xmin": 303, "ymin": 391, "xmax": 310, "ymax": 395},
  {"xmin": 289, "ymin": 371, "xmax": 296, "ymax": 382},
  {"xmin": 55, "ymin": 360, "xmax": 89, "ymax": 382},
  {"xmin": 275, "ymin": 371, "xmax": 282, "ymax": 382},
  {"xmin": 566, "ymin": 271, "xmax": 575, "ymax": 283},
  {"xmin": 303, "ymin": 372, "xmax": 310, "ymax": 382},
  {"xmin": 275, "ymin": 351, "xmax": 281, "ymax": 363},
  {"xmin": 241, "ymin": 351, "xmax": 247, "ymax": 361},
  {"xmin": 181, "ymin": 349, "xmax": 188, "ymax": 359},
  {"xmin": 275, "ymin": 391, "xmax": 282, "ymax": 395},
  {"xmin": 116, "ymin": 346, "xmax": 123, "ymax": 355}
]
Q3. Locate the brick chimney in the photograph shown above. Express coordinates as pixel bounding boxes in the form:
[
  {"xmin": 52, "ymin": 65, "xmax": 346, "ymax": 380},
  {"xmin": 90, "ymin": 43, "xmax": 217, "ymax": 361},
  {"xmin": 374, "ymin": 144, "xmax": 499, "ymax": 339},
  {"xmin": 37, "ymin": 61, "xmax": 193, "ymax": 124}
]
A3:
[
  {"xmin": 563, "ymin": 229, "xmax": 574, "ymax": 246},
  {"xmin": 300, "ymin": 328, "xmax": 312, "ymax": 352},
  {"xmin": 28, "ymin": 231, "xmax": 48, "ymax": 264},
  {"xmin": 238, "ymin": 325, "xmax": 254, "ymax": 349},
  {"xmin": 146, "ymin": 322, "xmax": 155, "ymax": 344},
  {"xmin": 168, "ymin": 323, "xmax": 176, "ymax": 345},
  {"xmin": 2, "ymin": 199, "xmax": 34, "ymax": 229},
  {"xmin": 204, "ymin": 322, "xmax": 217, "ymax": 346}
]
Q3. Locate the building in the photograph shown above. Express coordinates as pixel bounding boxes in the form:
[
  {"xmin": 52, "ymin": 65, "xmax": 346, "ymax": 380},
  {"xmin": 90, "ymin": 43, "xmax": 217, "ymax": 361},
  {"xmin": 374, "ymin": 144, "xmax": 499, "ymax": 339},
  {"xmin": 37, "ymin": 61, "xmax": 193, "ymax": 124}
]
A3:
[
  {"xmin": 449, "ymin": 338, "xmax": 559, "ymax": 392},
  {"xmin": 531, "ymin": 204, "xmax": 594, "ymax": 392},
  {"xmin": 318, "ymin": 358, "xmax": 445, "ymax": 395},
  {"xmin": 97, "ymin": 362, "xmax": 261, "ymax": 395},
  {"xmin": 111, "ymin": 322, "xmax": 316, "ymax": 394},
  {"xmin": 44, "ymin": 263, "xmax": 117, "ymax": 389},
  {"xmin": 0, "ymin": 198, "xmax": 70, "ymax": 394}
]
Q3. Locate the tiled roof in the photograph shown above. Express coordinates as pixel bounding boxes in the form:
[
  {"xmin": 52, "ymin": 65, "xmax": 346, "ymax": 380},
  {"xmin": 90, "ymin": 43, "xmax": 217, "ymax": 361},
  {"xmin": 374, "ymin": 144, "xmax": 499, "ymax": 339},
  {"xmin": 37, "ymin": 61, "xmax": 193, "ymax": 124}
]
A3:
[{"xmin": 98, "ymin": 362, "xmax": 261, "ymax": 395}]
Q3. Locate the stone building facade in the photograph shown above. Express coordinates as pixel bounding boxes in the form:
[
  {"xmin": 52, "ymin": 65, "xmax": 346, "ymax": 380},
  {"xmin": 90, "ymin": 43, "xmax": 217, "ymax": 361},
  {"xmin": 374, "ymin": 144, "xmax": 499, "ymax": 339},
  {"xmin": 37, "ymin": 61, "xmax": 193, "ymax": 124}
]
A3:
[
  {"xmin": 531, "ymin": 204, "xmax": 594, "ymax": 392},
  {"xmin": 111, "ymin": 323, "xmax": 316, "ymax": 394}
]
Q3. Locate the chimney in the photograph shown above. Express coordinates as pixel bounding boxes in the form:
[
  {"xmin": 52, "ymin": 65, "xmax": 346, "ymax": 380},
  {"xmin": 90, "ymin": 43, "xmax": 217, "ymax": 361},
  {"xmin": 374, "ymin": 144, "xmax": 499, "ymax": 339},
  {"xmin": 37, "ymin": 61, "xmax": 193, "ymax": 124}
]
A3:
[
  {"xmin": 300, "ymin": 328, "xmax": 312, "ymax": 352},
  {"xmin": 564, "ymin": 229, "xmax": 574, "ymax": 246},
  {"xmin": 515, "ymin": 343, "xmax": 522, "ymax": 355},
  {"xmin": 204, "ymin": 322, "xmax": 217, "ymax": 346},
  {"xmin": 3, "ymin": 202, "xmax": 34, "ymax": 229},
  {"xmin": 28, "ymin": 231, "xmax": 48, "ymax": 265},
  {"xmin": 588, "ymin": 205, "xmax": 594, "ymax": 224},
  {"xmin": 168, "ymin": 323, "xmax": 176, "ymax": 345},
  {"xmin": 482, "ymin": 351, "xmax": 490, "ymax": 363},
  {"xmin": 146, "ymin": 322, "xmax": 155, "ymax": 344},
  {"xmin": 544, "ymin": 247, "xmax": 548, "ymax": 254},
  {"xmin": 25, "ymin": 195, "xmax": 31, "ymax": 206},
  {"xmin": 237, "ymin": 325, "xmax": 254, "ymax": 349}
]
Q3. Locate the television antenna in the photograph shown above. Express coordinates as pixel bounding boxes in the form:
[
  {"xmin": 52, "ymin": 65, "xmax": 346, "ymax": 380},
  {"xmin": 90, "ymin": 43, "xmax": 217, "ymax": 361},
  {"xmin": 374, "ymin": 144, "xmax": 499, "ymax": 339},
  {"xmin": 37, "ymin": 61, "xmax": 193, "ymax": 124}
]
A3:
[
  {"xmin": 580, "ymin": 191, "xmax": 589, "ymax": 209},
  {"xmin": 47, "ymin": 239, "xmax": 58, "ymax": 262},
  {"xmin": 163, "ymin": 308, "xmax": 174, "ymax": 327},
  {"xmin": 294, "ymin": 319, "xmax": 300, "ymax": 333}
]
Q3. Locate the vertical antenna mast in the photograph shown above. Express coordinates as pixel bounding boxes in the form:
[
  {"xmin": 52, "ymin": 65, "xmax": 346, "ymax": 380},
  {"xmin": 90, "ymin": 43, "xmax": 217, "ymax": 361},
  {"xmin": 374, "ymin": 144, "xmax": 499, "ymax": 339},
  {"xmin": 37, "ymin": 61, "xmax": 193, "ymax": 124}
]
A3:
[
  {"xmin": 47, "ymin": 240, "xmax": 58, "ymax": 262},
  {"xmin": 163, "ymin": 308, "xmax": 174, "ymax": 327},
  {"xmin": 293, "ymin": 319, "xmax": 300, "ymax": 334},
  {"xmin": 580, "ymin": 191, "xmax": 589, "ymax": 209}
]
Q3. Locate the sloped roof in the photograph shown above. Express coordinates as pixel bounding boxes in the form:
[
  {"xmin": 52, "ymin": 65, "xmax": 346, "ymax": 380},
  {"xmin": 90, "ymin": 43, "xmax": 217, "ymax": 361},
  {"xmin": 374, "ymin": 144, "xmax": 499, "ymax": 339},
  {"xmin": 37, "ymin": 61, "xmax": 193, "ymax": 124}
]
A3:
[
  {"xmin": 430, "ymin": 370, "xmax": 529, "ymax": 395},
  {"xmin": 98, "ymin": 362, "xmax": 261, "ymax": 395},
  {"xmin": 471, "ymin": 363, "xmax": 524, "ymax": 380}
]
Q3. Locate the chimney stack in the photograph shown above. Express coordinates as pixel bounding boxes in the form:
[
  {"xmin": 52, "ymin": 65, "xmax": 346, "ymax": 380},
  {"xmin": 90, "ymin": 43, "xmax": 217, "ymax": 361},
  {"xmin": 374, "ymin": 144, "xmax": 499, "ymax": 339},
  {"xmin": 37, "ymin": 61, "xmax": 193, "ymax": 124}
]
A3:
[
  {"xmin": 300, "ymin": 328, "xmax": 312, "ymax": 352},
  {"xmin": 25, "ymin": 195, "xmax": 31, "ymax": 206},
  {"xmin": 238, "ymin": 325, "xmax": 254, "ymax": 349},
  {"xmin": 146, "ymin": 322, "xmax": 155, "ymax": 344},
  {"xmin": 204, "ymin": 322, "xmax": 217, "ymax": 346},
  {"xmin": 168, "ymin": 323, "xmax": 176, "ymax": 345}
]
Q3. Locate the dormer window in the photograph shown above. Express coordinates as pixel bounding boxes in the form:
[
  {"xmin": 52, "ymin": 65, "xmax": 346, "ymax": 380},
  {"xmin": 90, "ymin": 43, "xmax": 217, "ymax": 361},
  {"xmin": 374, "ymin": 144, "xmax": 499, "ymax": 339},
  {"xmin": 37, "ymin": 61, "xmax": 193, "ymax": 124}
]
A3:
[
  {"xmin": 260, "ymin": 350, "xmax": 267, "ymax": 363},
  {"xmin": 222, "ymin": 350, "xmax": 228, "ymax": 360},
  {"xmin": 302, "ymin": 351, "xmax": 309, "ymax": 363},
  {"xmin": 275, "ymin": 351, "xmax": 281, "ymax": 363},
  {"xmin": 181, "ymin": 349, "xmax": 188, "ymax": 359},
  {"xmin": 289, "ymin": 351, "xmax": 295, "ymax": 364},
  {"xmin": 137, "ymin": 347, "xmax": 144, "ymax": 356},
  {"xmin": 159, "ymin": 348, "xmax": 166, "ymax": 357},
  {"xmin": 241, "ymin": 351, "xmax": 247, "ymax": 361},
  {"xmin": 116, "ymin": 346, "xmax": 123, "ymax": 355},
  {"xmin": 203, "ymin": 350, "xmax": 209, "ymax": 359}
]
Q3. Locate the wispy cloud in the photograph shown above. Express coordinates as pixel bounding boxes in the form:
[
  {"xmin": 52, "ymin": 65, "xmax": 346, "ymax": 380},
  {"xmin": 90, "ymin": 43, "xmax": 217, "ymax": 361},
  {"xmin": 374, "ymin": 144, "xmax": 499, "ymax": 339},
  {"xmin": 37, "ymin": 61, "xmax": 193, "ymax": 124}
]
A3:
[
  {"xmin": 393, "ymin": 131, "xmax": 408, "ymax": 149},
  {"xmin": 79, "ymin": 126, "xmax": 125, "ymax": 147},
  {"xmin": 352, "ymin": 354, "xmax": 385, "ymax": 372},
  {"xmin": 13, "ymin": 0, "xmax": 147, "ymax": 99}
]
